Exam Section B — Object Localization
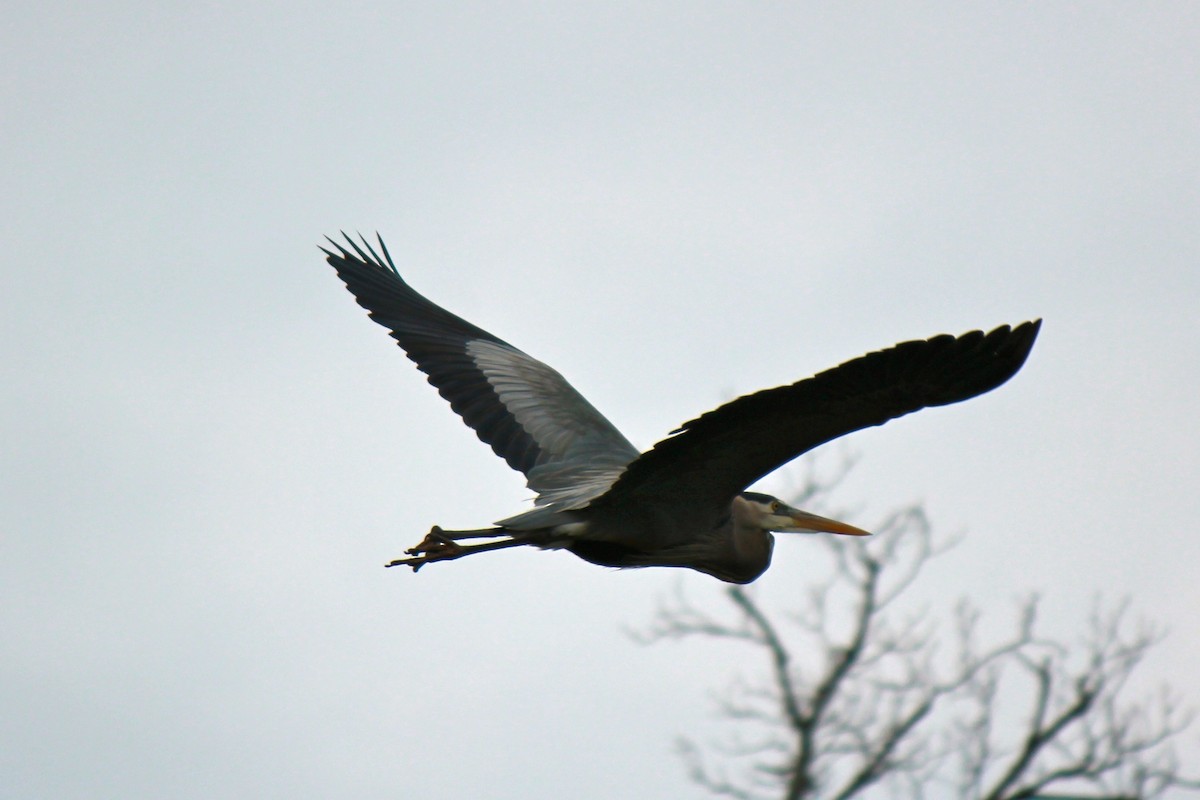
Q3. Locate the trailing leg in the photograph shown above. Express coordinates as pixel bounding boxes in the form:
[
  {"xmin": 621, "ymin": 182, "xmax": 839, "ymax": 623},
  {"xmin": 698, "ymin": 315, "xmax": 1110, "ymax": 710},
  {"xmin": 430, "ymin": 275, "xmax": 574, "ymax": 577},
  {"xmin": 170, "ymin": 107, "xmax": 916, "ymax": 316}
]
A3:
[{"xmin": 386, "ymin": 526, "xmax": 531, "ymax": 571}]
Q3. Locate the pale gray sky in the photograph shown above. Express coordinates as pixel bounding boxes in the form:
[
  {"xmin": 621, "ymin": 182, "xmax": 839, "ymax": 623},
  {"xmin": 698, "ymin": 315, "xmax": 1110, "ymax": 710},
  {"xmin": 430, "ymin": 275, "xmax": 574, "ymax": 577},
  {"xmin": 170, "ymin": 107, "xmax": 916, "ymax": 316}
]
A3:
[{"xmin": 3, "ymin": 3, "xmax": 1198, "ymax": 798}]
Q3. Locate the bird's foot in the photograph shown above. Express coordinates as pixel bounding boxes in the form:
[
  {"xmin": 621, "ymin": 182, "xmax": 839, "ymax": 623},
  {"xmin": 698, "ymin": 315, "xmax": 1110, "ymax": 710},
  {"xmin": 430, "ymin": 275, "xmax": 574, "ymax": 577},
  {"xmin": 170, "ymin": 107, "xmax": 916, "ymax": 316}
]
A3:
[{"xmin": 385, "ymin": 526, "xmax": 462, "ymax": 572}]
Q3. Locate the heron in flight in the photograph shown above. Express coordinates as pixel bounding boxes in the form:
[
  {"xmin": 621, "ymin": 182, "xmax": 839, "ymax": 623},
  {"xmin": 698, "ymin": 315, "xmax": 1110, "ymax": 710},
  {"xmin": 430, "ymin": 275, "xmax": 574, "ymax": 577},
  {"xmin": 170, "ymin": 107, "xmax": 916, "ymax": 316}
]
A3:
[{"xmin": 322, "ymin": 234, "xmax": 1039, "ymax": 584}]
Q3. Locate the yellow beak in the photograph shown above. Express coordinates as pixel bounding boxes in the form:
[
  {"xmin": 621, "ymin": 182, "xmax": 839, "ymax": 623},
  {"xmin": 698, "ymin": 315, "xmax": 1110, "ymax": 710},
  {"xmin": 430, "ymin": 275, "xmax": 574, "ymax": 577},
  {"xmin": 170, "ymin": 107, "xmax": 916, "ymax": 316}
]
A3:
[{"xmin": 781, "ymin": 510, "xmax": 871, "ymax": 537}]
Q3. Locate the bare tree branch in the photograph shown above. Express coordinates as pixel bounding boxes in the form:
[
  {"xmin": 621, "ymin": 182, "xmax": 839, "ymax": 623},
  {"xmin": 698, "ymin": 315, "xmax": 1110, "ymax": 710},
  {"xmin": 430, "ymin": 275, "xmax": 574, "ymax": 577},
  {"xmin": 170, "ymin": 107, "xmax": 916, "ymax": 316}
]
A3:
[{"xmin": 633, "ymin": 462, "xmax": 1200, "ymax": 800}]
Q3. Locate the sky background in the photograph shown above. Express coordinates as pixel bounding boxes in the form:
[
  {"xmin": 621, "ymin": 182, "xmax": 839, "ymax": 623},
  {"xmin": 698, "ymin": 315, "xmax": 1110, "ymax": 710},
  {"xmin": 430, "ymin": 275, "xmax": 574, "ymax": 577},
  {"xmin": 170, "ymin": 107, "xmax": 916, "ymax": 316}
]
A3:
[{"xmin": 3, "ymin": 3, "xmax": 1199, "ymax": 798}]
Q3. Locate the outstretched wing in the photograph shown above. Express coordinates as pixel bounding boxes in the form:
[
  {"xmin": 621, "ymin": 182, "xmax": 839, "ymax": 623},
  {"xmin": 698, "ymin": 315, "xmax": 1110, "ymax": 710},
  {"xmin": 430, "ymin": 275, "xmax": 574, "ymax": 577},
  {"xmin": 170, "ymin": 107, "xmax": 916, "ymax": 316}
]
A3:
[
  {"xmin": 596, "ymin": 321, "xmax": 1041, "ymax": 520},
  {"xmin": 322, "ymin": 233, "xmax": 640, "ymax": 507}
]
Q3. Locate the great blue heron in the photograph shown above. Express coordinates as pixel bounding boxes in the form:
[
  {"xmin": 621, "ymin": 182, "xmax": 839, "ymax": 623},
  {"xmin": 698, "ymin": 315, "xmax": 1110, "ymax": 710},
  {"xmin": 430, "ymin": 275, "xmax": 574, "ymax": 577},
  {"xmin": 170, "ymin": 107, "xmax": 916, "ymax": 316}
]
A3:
[{"xmin": 322, "ymin": 233, "xmax": 1040, "ymax": 584}]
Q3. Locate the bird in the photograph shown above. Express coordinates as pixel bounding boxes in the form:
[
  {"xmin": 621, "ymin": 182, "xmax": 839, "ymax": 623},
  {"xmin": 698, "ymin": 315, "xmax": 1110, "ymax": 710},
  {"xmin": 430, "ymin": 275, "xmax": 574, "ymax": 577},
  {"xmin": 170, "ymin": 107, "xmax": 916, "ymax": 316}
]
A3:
[{"xmin": 321, "ymin": 233, "xmax": 1040, "ymax": 584}]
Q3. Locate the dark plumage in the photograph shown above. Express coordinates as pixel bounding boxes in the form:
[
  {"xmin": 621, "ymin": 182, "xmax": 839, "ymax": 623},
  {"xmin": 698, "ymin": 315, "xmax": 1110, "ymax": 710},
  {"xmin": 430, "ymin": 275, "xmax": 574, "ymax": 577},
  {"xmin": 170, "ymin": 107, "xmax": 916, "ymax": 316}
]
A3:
[{"xmin": 323, "ymin": 233, "xmax": 1039, "ymax": 583}]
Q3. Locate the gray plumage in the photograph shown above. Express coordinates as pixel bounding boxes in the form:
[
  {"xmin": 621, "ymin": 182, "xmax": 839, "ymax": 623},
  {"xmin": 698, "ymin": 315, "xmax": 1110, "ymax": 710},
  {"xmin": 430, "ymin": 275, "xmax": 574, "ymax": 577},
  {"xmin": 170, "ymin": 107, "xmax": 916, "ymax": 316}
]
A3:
[{"xmin": 322, "ymin": 233, "xmax": 1040, "ymax": 583}]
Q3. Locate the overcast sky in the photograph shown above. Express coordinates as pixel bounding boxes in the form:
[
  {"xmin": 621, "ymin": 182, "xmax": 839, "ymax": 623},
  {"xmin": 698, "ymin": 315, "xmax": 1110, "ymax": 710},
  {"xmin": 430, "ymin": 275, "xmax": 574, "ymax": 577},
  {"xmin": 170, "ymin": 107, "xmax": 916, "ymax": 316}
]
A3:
[{"xmin": 3, "ymin": 3, "xmax": 1199, "ymax": 798}]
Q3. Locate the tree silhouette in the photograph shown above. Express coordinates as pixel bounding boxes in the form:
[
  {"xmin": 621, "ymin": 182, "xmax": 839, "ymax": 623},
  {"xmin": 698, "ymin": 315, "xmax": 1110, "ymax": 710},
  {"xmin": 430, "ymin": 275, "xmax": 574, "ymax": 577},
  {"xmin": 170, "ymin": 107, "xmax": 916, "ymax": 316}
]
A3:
[{"xmin": 636, "ymin": 466, "xmax": 1199, "ymax": 800}]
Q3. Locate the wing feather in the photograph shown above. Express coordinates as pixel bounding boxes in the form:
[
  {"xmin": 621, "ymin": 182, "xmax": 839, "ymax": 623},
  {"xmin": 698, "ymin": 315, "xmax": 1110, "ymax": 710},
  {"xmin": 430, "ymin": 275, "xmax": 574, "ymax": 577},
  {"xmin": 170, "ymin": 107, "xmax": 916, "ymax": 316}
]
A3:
[
  {"xmin": 596, "ymin": 321, "xmax": 1041, "ymax": 519},
  {"xmin": 322, "ymin": 233, "xmax": 639, "ymax": 503}
]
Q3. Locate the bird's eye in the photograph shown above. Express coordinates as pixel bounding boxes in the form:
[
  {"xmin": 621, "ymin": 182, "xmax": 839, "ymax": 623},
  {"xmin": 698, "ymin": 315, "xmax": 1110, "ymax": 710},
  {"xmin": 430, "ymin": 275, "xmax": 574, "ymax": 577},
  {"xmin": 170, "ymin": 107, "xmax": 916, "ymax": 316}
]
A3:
[{"xmin": 771, "ymin": 501, "xmax": 781, "ymax": 512}]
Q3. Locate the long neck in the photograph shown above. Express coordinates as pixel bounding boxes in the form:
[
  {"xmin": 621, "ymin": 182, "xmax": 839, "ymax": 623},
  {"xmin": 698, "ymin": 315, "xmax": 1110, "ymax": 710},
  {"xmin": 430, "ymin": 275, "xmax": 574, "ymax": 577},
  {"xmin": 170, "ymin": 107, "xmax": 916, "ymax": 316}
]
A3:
[
  {"xmin": 696, "ymin": 512, "xmax": 773, "ymax": 584},
  {"xmin": 730, "ymin": 524, "xmax": 774, "ymax": 584}
]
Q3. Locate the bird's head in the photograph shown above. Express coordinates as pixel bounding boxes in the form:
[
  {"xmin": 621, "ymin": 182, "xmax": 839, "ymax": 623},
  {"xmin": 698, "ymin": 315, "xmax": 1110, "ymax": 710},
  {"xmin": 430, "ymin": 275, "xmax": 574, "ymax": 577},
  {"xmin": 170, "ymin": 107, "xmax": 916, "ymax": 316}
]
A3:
[{"xmin": 737, "ymin": 492, "xmax": 871, "ymax": 537}]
